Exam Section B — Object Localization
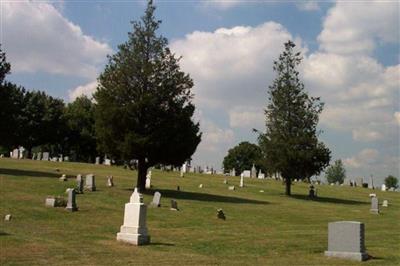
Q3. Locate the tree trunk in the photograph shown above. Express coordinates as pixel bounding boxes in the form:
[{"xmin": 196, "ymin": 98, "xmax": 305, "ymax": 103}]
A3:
[
  {"xmin": 137, "ymin": 157, "xmax": 147, "ymax": 192},
  {"xmin": 285, "ymin": 177, "xmax": 291, "ymax": 196}
]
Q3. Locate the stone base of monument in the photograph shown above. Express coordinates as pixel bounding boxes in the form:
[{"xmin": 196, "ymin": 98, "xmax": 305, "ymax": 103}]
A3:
[
  {"xmin": 117, "ymin": 226, "xmax": 150, "ymax": 245},
  {"xmin": 324, "ymin": 251, "xmax": 368, "ymax": 261}
]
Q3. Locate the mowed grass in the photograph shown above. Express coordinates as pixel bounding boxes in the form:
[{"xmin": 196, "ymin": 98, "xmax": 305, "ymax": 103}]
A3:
[{"xmin": 0, "ymin": 158, "xmax": 399, "ymax": 266}]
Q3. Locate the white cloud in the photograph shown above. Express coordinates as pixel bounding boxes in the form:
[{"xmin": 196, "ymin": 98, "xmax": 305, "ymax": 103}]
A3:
[
  {"xmin": 344, "ymin": 148, "xmax": 379, "ymax": 168},
  {"xmin": 3, "ymin": 1, "xmax": 112, "ymax": 79},
  {"xmin": 201, "ymin": 0, "xmax": 242, "ymax": 10},
  {"xmin": 318, "ymin": 1, "xmax": 399, "ymax": 55},
  {"xmin": 296, "ymin": 1, "xmax": 320, "ymax": 11},
  {"xmin": 229, "ymin": 106, "xmax": 264, "ymax": 129},
  {"xmin": 172, "ymin": 22, "xmax": 303, "ymax": 110},
  {"xmin": 68, "ymin": 81, "xmax": 98, "ymax": 101}
]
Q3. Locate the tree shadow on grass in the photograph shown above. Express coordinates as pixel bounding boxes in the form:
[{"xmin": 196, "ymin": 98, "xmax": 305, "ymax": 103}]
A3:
[
  {"xmin": 0, "ymin": 168, "xmax": 59, "ymax": 178},
  {"xmin": 290, "ymin": 194, "xmax": 368, "ymax": 205},
  {"xmin": 0, "ymin": 231, "xmax": 10, "ymax": 236},
  {"xmin": 140, "ymin": 189, "xmax": 269, "ymax": 205},
  {"xmin": 149, "ymin": 242, "xmax": 174, "ymax": 246}
]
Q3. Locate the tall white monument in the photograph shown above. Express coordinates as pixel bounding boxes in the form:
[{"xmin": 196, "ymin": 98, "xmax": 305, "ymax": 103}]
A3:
[{"xmin": 116, "ymin": 188, "xmax": 150, "ymax": 245}]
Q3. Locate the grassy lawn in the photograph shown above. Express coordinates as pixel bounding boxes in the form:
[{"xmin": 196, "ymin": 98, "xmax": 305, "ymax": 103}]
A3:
[{"xmin": 0, "ymin": 158, "xmax": 399, "ymax": 265}]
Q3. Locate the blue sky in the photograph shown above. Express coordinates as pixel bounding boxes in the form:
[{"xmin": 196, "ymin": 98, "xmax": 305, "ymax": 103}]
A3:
[{"xmin": 2, "ymin": 0, "xmax": 399, "ymax": 184}]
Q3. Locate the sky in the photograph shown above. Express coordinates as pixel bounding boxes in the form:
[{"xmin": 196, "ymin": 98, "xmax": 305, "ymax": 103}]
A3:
[{"xmin": 1, "ymin": 0, "xmax": 399, "ymax": 184}]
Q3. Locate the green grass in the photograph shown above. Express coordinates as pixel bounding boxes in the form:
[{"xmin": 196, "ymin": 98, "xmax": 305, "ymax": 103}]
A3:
[{"xmin": 0, "ymin": 158, "xmax": 399, "ymax": 266}]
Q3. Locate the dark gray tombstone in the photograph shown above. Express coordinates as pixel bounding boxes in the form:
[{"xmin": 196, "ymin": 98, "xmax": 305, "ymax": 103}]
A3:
[
  {"xmin": 65, "ymin": 188, "xmax": 78, "ymax": 212},
  {"xmin": 85, "ymin": 174, "xmax": 96, "ymax": 191},
  {"xmin": 76, "ymin": 175, "xmax": 84, "ymax": 194},
  {"xmin": 150, "ymin": 191, "xmax": 161, "ymax": 207},
  {"xmin": 217, "ymin": 209, "xmax": 226, "ymax": 220},
  {"xmin": 309, "ymin": 185, "xmax": 316, "ymax": 199},
  {"xmin": 370, "ymin": 197, "xmax": 379, "ymax": 214},
  {"xmin": 170, "ymin": 199, "xmax": 179, "ymax": 211},
  {"xmin": 325, "ymin": 221, "xmax": 368, "ymax": 261}
]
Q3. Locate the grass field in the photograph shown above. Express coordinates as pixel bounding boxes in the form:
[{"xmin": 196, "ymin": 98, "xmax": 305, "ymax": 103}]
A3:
[{"xmin": 0, "ymin": 158, "xmax": 399, "ymax": 265}]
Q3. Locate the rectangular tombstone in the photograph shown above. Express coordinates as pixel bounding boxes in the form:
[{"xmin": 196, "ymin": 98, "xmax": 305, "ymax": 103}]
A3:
[
  {"xmin": 242, "ymin": 170, "xmax": 251, "ymax": 178},
  {"xmin": 170, "ymin": 199, "xmax": 178, "ymax": 211},
  {"xmin": 85, "ymin": 174, "xmax": 96, "ymax": 191},
  {"xmin": 45, "ymin": 197, "xmax": 56, "ymax": 207},
  {"xmin": 95, "ymin": 157, "xmax": 100, "ymax": 164},
  {"xmin": 370, "ymin": 197, "xmax": 379, "ymax": 214},
  {"xmin": 42, "ymin": 152, "xmax": 50, "ymax": 161},
  {"xmin": 37, "ymin": 152, "xmax": 42, "ymax": 160},
  {"xmin": 325, "ymin": 221, "xmax": 368, "ymax": 261},
  {"xmin": 65, "ymin": 188, "xmax": 78, "ymax": 212},
  {"xmin": 12, "ymin": 149, "xmax": 19, "ymax": 159}
]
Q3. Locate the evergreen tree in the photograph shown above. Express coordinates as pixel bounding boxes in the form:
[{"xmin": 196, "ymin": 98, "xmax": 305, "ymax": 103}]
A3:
[
  {"xmin": 258, "ymin": 41, "xmax": 330, "ymax": 195},
  {"xmin": 94, "ymin": 1, "xmax": 201, "ymax": 191}
]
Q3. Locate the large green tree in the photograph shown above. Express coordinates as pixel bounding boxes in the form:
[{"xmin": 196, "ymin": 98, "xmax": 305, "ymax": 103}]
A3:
[
  {"xmin": 325, "ymin": 159, "xmax": 346, "ymax": 184},
  {"xmin": 64, "ymin": 95, "xmax": 96, "ymax": 162},
  {"xmin": 0, "ymin": 45, "xmax": 25, "ymax": 149},
  {"xmin": 223, "ymin": 142, "xmax": 263, "ymax": 176},
  {"xmin": 94, "ymin": 1, "xmax": 201, "ymax": 191},
  {"xmin": 258, "ymin": 41, "xmax": 331, "ymax": 195},
  {"xmin": 19, "ymin": 90, "xmax": 66, "ymax": 156}
]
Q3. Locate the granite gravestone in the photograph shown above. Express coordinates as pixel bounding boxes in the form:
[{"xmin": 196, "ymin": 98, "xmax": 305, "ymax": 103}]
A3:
[
  {"xmin": 76, "ymin": 175, "xmax": 84, "ymax": 194},
  {"xmin": 150, "ymin": 191, "xmax": 161, "ymax": 207},
  {"xmin": 324, "ymin": 221, "xmax": 368, "ymax": 261},
  {"xmin": 170, "ymin": 200, "xmax": 179, "ymax": 211},
  {"xmin": 370, "ymin": 197, "xmax": 379, "ymax": 214},
  {"xmin": 85, "ymin": 174, "xmax": 96, "ymax": 191},
  {"xmin": 251, "ymin": 164, "xmax": 257, "ymax": 178},
  {"xmin": 65, "ymin": 188, "xmax": 78, "ymax": 212},
  {"xmin": 42, "ymin": 152, "xmax": 50, "ymax": 161}
]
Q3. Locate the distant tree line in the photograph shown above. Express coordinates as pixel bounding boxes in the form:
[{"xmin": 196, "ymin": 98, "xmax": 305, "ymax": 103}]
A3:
[{"xmin": 0, "ymin": 45, "xmax": 97, "ymax": 162}]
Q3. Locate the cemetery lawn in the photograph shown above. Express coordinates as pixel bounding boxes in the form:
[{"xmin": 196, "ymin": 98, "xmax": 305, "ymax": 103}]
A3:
[{"xmin": 1, "ymin": 158, "xmax": 399, "ymax": 266}]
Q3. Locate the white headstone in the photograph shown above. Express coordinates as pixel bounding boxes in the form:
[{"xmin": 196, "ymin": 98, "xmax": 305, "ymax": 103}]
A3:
[
  {"xmin": 145, "ymin": 176, "xmax": 151, "ymax": 189},
  {"xmin": 381, "ymin": 184, "xmax": 386, "ymax": 191},
  {"xmin": 240, "ymin": 174, "xmax": 244, "ymax": 187},
  {"xmin": 116, "ymin": 188, "xmax": 150, "ymax": 245},
  {"xmin": 11, "ymin": 149, "xmax": 19, "ymax": 159},
  {"xmin": 242, "ymin": 170, "xmax": 251, "ymax": 178},
  {"xmin": 42, "ymin": 152, "xmax": 50, "ymax": 161},
  {"xmin": 150, "ymin": 191, "xmax": 161, "ymax": 207},
  {"xmin": 199, "ymin": 184, "xmax": 203, "ymax": 188},
  {"xmin": 228, "ymin": 186, "xmax": 235, "ymax": 190},
  {"xmin": 382, "ymin": 200, "xmax": 388, "ymax": 207},
  {"xmin": 65, "ymin": 188, "xmax": 78, "ymax": 212},
  {"xmin": 107, "ymin": 176, "xmax": 114, "ymax": 187}
]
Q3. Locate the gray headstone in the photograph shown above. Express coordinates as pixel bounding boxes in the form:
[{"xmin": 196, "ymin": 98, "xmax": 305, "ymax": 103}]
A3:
[
  {"xmin": 85, "ymin": 174, "xmax": 96, "ymax": 191},
  {"xmin": 223, "ymin": 179, "xmax": 228, "ymax": 184},
  {"xmin": 4, "ymin": 214, "xmax": 12, "ymax": 221},
  {"xmin": 42, "ymin": 152, "xmax": 49, "ymax": 161},
  {"xmin": 37, "ymin": 152, "xmax": 42, "ymax": 160},
  {"xmin": 324, "ymin": 221, "xmax": 368, "ymax": 261},
  {"xmin": 228, "ymin": 185, "xmax": 235, "ymax": 191},
  {"xmin": 170, "ymin": 199, "xmax": 178, "ymax": 211},
  {"xmin": 370, "ymin": 197, "xmax": 379, "ymax": 214},
  {"xmin": 65, "ymin": 188, "xmax": 78, "ymax": 212},
  {"xmin": 151, "ymin": 191, "xmax": 161, "ymax": 207},
  {"xmin": 95, "ymin": 157, "xmax": 100, "ymax": 164},
  {"xmin": 76, "ymin": 175, "xmax": 84, "ymax": 194}
]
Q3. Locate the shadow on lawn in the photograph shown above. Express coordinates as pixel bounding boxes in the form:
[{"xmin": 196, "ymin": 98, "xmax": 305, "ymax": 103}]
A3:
[
  {"xmin": 0, "ymin": 168, "xmax": 59, "ymax": 178},
  {"xmin": 290, "ymin": 194, "xmax": 367, "ymax": 205},
  {"xmin": 141, "ymin": 189, "xmax": 269, "ymax": 205}
]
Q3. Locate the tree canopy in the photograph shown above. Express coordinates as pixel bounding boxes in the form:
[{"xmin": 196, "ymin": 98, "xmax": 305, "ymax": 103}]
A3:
[
  {"xmin": 384, "ymin": 175, "xmax": 398, "ymax": 189},
  {"xmin": 94, "ymin": 0, "xmax": 201, "ymax": 191},
  {"xmin": 258, "ymin": 41, "xmax": 331, "ymax": 195},
  {"xmin": 223, "ymin": 142, "xmax": 263, "ymax": 176},
  {"xmin": 325, "ymin": 159, "xmax": 346, "ymax": 184}
]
